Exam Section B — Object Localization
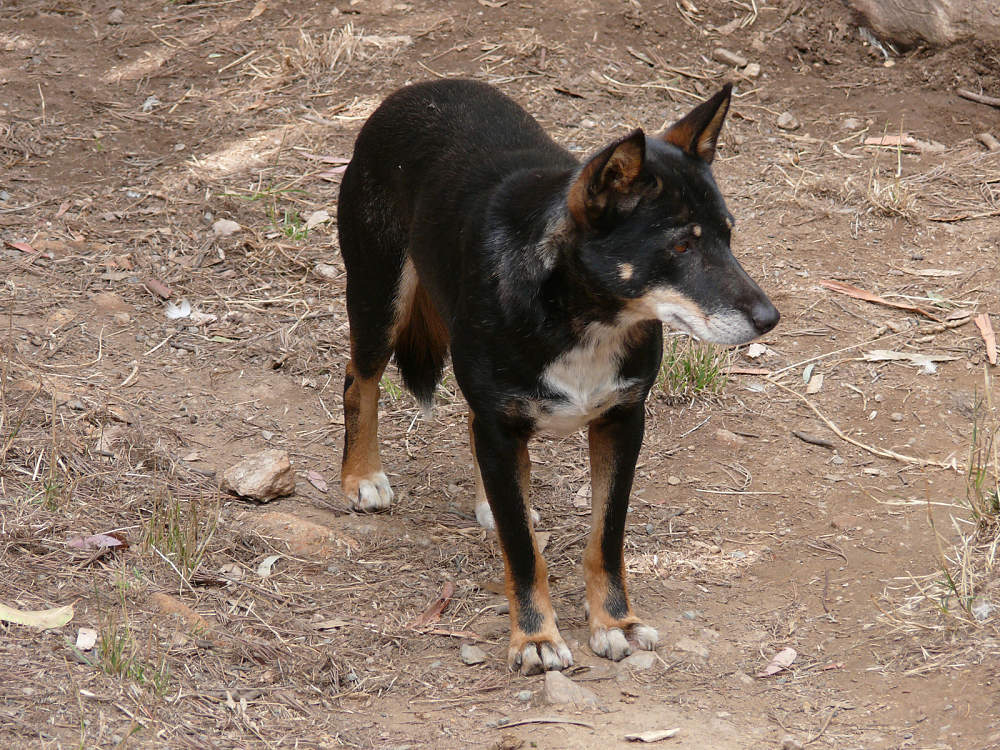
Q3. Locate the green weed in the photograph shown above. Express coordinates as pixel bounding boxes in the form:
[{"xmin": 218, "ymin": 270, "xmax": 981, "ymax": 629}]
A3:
[
  {"xmin": 657, "ymin": 337, "xmax": 729, "ymax": 400},
  {"xmin": 142, "ymin": 493, "xmax": 218, "ymax": 582}
]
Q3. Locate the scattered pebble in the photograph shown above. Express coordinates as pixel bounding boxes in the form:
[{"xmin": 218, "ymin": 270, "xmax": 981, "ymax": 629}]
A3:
[
  {"xmin": 714, "ymin": 428, "xmax": 746, "ymax": 448},
  {"xmin": 890, "ymin": 412, "xmax": 904, "ymax": 422},
  {"xmin": 781, "ymin": 736, "xmax": 804, "ymax": 750},
  {"xmin": 619, "ymin": 650, "xmax": 657, "ymax": 671},
  {"xmin": 515, "ymin": 689, "xmax": 532, "ymax": 702},
  {"xmin": 667, "ymin": 475, "xmax": 681, "ymax": 486},
  {"xmin": 776, "ymin": 111, "xmax": 800, "ymax": 131},
  {"xmin": 977, "ymin": 132, "xmax": 1000, "ymax": 152},
  {"xmin": 107, "ymin": 7, "xmax": 124, "ymax": 24},
  {"xmin": 220, "ymin": 449, "xmax": 296, "ymax": 501},
  {"xmin": 673, "ymin": 637, "xmax": 709, "ymax": 660},
  {"xmin": 141, "ymin": 96, "xmax": 161, "ymax": 112},
  {"xmin": 682, "ymin": 610, "xmax": 700, "ymax": 620},
  {"xmin": 460, "ymin": 643, "xmax": 487, "ymax": 665},
  {"xmin": 580, "ymin": 118, "xmax": 597, "ymax": 129},
  {"xmin": 730, "ymin": 550, "xmax": 747, "ymax": 560},
  {"xmin": 213, "ymin": 219, "xmax": 241, "ymax": 237},
  {"xmin": 542, "ymin": 670, "xmax": 600, "ymax": 708}
]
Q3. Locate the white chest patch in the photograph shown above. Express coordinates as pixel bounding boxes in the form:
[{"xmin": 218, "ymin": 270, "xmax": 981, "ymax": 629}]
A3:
[{"xmin": 534, "ymin": 322, "xmax": 639, "ymax": 435}]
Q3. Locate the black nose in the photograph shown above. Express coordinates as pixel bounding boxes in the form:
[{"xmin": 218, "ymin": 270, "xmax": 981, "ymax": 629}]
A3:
[{"xmin": 751, "ymin": 298, "xmax": 780, "ymax": 334}]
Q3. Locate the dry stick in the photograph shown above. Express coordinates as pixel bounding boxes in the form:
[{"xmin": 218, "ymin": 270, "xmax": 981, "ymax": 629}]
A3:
[
  {"xmin": 770, "ymin": 380, "xmax": 958, "ymax": 470},
  {"xmin": 500, "ymin": 717, "xmax": 596, "ymax": 730},
  {"xmin": 957, "ymin": 89, "xmax": 1000, "ymax": 108}
]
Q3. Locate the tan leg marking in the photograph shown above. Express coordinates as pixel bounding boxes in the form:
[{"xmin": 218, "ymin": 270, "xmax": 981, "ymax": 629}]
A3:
[
  {"xmin": 584, "ymin": 420, "xmax": 658, "ymax": 660},
  {"xmin": 341, "ymin": 358, "xmax": 393, "ymax": 511}
]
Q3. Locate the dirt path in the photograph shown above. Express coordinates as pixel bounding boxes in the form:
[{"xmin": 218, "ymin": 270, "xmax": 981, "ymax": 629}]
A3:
[{"xmin": 2, "ymin": 1, "xmax": 999, "ymax": 748}]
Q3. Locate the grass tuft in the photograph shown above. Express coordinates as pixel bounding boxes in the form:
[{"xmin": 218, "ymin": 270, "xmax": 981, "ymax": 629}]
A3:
[
  {"xmin": 142, "ymin": 492, "xmax": 218, "ymax": 583},
  {"xmin": 657, "ymin": 337, "xmax": 729, "ymax": 402}
]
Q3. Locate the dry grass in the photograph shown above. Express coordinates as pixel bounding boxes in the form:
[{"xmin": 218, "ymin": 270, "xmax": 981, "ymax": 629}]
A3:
[{"xmin": 877, "ymin": 369, "xmax": 1000, "ymax": 671}]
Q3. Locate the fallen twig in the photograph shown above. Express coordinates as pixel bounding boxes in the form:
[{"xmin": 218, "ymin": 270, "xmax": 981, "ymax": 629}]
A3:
[
  {"xmin": 974, "ymin": 313, "xmax": 997, "ymax": 365},
  {"xmin": 957, "ymin": 88, "xmax": 1000, "ymax": 109},
  {"xmin": 771, "ymin": 381, "xmax": 957, "ymax": 470},
  {"xmin": 501, "ymin": 716, "xmax": 596, "ymax": 730},
  {"xmin": 818, "ymin": 279, "xmax": 941, "ymax": 322}
]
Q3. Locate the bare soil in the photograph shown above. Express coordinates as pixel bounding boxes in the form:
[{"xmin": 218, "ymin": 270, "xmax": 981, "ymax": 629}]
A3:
[{"xmin": 2, "ymin": 1, "xmax": 999, "ymax": 748}]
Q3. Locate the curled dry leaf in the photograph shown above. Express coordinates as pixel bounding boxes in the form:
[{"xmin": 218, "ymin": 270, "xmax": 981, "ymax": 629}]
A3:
[
  {"xmin": 624, "ymin": 728, "xmax": 681, "ymax": 742},
  {"xmin": 974, "ymin": 313, "xmax": 997, "ymax": 365},
  {"xmin": 409, "ymin": 581, "xmax": 456, "ymax": 628},
  {"xmin": 305, "ymin": 470, "xmax": 329, "ymax": 493},
  {"xmin": 67, "ymin": 532, "xmax": 128, "ymax": 551},
  {"xmin": 0, "ymin": 601, "xmax": 74, "ymax": 629},
  {"xmin": 165, "ymin": 299, "xmax": 192, "ymax": 319},
  {"xmin": 256, "ymin": 554, "xmax": 281, "ymax": 578},
  {"xmin": 756, "ymin": 646, "xmax": 796, "ymax": 677},
  {"xmin": 305, "ymin": 209, "xmax": 330, "ymax": 230},
  {"xmin": 144, "ymin": 278, "xmax": 172, "ymax": 299}
]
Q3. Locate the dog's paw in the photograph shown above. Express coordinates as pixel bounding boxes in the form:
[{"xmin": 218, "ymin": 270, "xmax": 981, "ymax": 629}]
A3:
[
  {"xmin": 343, "ymin": 471, "xmax": 393, "ymax": 512},
  {"xmin": 509, "ymin": 637, "xmax": 573, "ymax": 675},
  {"xmin": 475, "ymin": 500, "xmax": 540, "ymax": 531},
  {"xmin": 589, "ymin": 623, "xmax": 658, "ymax": 661}
]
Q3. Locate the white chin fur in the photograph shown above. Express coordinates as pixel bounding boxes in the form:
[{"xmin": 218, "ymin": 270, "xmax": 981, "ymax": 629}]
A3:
[{"xmin": 654, "ymin": 302, "xmax": 759, "ymax": 346}]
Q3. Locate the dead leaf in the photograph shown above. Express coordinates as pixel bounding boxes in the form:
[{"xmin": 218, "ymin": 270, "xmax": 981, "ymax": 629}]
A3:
[
  {"xmin": 67, "ymin": 532, "xmax": 128, "ymax": 551},
  {"xmin": 313, "ymin": 618, "xmax": 350, "ymax": 630},
  {"xmin": 76, "ymin": 627, "xmax": 98, "ymax": 651},
  {"xmin": 974, "ymin": 313, "xmax": 997, "ymax": 365},
  {"xmin": 756, "ymin": 646, "xmax": 796, "ymax": 677},
  {"xmin": 256, "ymin": 554, "xmax": 281, "ymax": 578},
  {"xmin": 624, "ymin": 728, "xmax": 681, "ymax": 742},
  {"xmin": 305, "ymin": 209, "xmax": 330, "ymax": 230},
  {"xmin": 409, "ymin": 581, "xmax": 456, "ymax": 628},
  {"xmin": 805, "ymin": 372, "xmax": 824, "ymax": 394},
  {"xmin": 535, "ymin": 531, "xmax": 550, "ymax": 554},
  {"xmin": 477, "ymin": 0, "xmax": 507, "ymax": 6},
  {"xmin": 246, "ymin": 0, "xmax": 266, "ymax": 20},
  {"xmin": 144, "ymin": 278, "xmax": 172, "ymax": 299},
  {"xmin": 305, "ymin": 470, "xmax": 329, "ymax": 492},
  {"xmin": 818, "ymin": 279, "xmax": 941, "ymax": 321},
  {"xmin": 0, "ymin": 601, "xmax": 74, "ymax": 629}
]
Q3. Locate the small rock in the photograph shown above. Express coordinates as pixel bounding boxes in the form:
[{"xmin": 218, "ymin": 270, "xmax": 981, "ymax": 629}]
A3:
[
  {"xmin": 712, "ymin": 47, "xmax": 748, "ymax": 67},
  {"xmin": 776, "ymin": 111, "xmax": 800, "ymax": 131},
  {"xmin": 781, "ymin": 736, "xmax": 804, "ymax": 750},
  {"xmin": 619, "ymin": 650, "xmax": 657, "ymax": 671},
  {"xmin": 682, "ymin": 610, "xmax": 700, "ymax": 620},
  {"xmin": 515, "ymin": 689, "xmax": 533, "ymax": 702},
  {"xmin": 674, "ymin": 637, "xmax": 709, "ymax": 660},
  {"xmin": 730, "ymin": 550, "xmax": 747, "ymax": 560},
  {"xmin": 220, "ymin": 449, "xmax": 296, "ymax": 501},
  {"xmin": 460, "ymin": 643, "xmax": 487, "ymax": 665},
  {"xmin": 542, "ymin": 670, "xmax": 600, "ymax": 708},
  {"xmin": 213, "ymin": 219, "xmax": 241, "ymax": 237},
  {"xmin": 667, "ymin": 475, "xmax": 681, "ymax": 486},
  {"xmin": 0, "ymin": 190, "xmax": 10, "ymax": 201},
  {"xmin": 107, "ymin": 7, "xmax": 125, "ymax": 24},
  {"xmin": 972, "ymin": 599, "xmax": 993, "ymax": 622},
  {"xmin": 742, "ymin": 62, "xmax": 761, "ymax": 78},
  {"xmin": 314, "ymin": 263, "xmax": 339, "ymax": 281},
  {"xmin": 890, "ymin": 412, "xmax": 904, "ymax": 422},
  {"xmin": 580, "ymin": 118, "xmax": 597, "ymax": 129},
  {"xmin": 842, "ymin": 117, "xmax": 862, "ymax": 130},
  {"xmin": 714, "ymin": 428, "xmax": 746, "ymax": 448},
  {"xmin": 141, "ymin": 95, "xmax": 161, "ymax": 112}
]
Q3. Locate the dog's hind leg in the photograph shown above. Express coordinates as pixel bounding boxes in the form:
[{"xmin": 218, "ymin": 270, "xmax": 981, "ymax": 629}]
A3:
[
  {"xmin": 584, "ymin": 404, "xmax": 659, "ymax": 661},
  {"xmin": 338, "ymin": 169, "xmax": 413, "ymax": 512}
]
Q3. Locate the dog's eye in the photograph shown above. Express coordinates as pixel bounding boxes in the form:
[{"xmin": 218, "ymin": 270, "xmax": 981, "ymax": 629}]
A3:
[{"xmin": 673, "ymin": 241, "xmax": 690, "ymax": 254}]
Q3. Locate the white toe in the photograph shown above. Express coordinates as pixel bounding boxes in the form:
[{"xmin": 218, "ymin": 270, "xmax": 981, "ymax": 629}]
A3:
[
  {"xmin": 590, "ymin": 627, "xmax": 632, "ymax": 661},
  {"xmin": 354, "ymin": 472, "xmax": 393, "ymax": 511},
  {"xmin": 632, "ymin": 624, "xmax": 659, "ymax": 651}
]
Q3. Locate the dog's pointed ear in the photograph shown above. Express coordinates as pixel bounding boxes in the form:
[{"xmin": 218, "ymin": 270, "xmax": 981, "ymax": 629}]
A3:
[
  {"xmin": 568, "ymin": 129, "xmax": 646, "ymax": 228},
  {"xmin": 660, "ymin": 83, "xmax": 732, "ymax": 163}
]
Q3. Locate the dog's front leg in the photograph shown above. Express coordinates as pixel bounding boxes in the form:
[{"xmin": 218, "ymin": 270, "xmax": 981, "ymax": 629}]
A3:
[
  {"xmin": 585, "ymin": 404, "xmax": 659, "ymax": 660},
  {"xmin": 470, "ymin": 412, "xmax": 573, "ymax": 674}
]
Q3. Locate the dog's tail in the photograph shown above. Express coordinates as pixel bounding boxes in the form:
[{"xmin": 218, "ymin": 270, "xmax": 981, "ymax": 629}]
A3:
[{"xmin": 393, "ymin": 283, "xmax": 449, "ymax": 412}]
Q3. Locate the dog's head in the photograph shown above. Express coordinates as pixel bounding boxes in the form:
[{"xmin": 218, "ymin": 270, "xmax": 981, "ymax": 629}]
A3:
[{"xmin": 566, "ymin": 84, "xmax": 779, "ymax": 346}]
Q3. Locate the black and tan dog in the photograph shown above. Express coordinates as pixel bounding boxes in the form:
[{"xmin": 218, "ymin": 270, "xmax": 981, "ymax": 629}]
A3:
[{"xmin": 337, "ymin": 79, "xmax": 778, "ymax": 674}]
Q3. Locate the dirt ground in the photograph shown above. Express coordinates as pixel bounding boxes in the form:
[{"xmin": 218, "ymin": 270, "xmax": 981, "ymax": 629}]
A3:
[{"xmin": 2, "ymin": 1, "xmax": 1000, "ymax": 748}]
